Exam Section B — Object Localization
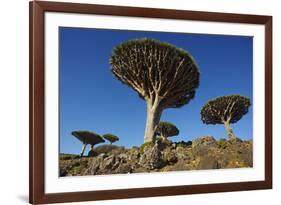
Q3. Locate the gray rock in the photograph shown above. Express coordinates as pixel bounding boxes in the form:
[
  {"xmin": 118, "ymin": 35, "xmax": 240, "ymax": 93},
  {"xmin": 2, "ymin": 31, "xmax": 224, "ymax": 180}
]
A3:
[
  {"xmin": 59, "ymin": 168, "xmax": 67, "ymax": 177},
  {"xmin": 112, "ymin": 156, "xmax": 121, "ymax": 170},
  {"xmin": 132, "ymin": 166, "xmax": 148, "ymax": 173},
  {"xmin": 98, "ymin": 153, "xmax": 108, "ymax": 159},
  {"xmin": 102, "ymin": 155, "xmax": 116, "ymax": 169},
  {"xmin": 192, "ymin": 136, "xmax": 217, "ymax": 156},
  {"xmin": 163, "ymin": 148, "xmax": 178, "ymax": 164},
  {"xmin": 128, "ymin": 150, "xmax": 140, "ymax": 161},
  {"xmin": 115, "ymin": 163, "xmax": 132, "ymax": 174},
  {"xmin": 139, "ymin": 143, "xmax": 164, "ymax": 169},
  {"xmin": 85, "ymin": 156, "xmax": 103, "ymax": 175},
  {"xmin": 198, "ymin": 155, "xmax": 220, "ymax": 170},
  {"xmin": 192, "ymin": 136, "xmax": 217, "ymax": 148},
  {"xmin": 119, "ymin": 153, "xmax": 128, "ymax": 160}
]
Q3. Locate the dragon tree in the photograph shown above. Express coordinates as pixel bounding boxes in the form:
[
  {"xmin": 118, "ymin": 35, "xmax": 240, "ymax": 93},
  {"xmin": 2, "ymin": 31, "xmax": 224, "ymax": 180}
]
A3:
[
  {"xmin": 71, "ymin": 131, "xmax": 105, "ymax": 156},
  {"xmin": 103, "ymin": 133, "xmax": 119, "ymax": 144},
  {"xmin": 110, "ymin": 38, "xmax": 200, "ymax": 143},
  {"xmin": 200, "ymin": 95, "xmax": 251, "ymax": 140},
  {"xmin": 156, "ymin": 121, "xmax": 179, "ymax": 140}
]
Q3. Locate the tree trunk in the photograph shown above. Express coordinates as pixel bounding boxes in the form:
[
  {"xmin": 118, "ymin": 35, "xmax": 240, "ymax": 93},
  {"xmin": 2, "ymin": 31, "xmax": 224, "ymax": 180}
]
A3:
[
  {"xmin": 160, "ymin": 134, "xmax": 167, "ymax": 141},
  {"xmin": 223, "ymin": 120, "xmax": 236, "ymax": 140},
  {"xmin": 80, "ymin": 143, "xmax": 87, "ymax": 157},
  {"xmin": 144, "ymin": 103, "xmax": 162, "ymax": 143}
]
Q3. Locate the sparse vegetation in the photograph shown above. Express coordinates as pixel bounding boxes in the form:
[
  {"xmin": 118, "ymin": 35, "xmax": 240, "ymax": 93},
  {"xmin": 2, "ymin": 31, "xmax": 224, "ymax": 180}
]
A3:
[
  {"xmin": 176, "ymin": 140, "xmax": 192, "ymax": 148},
  {"xmin": 60, "ymin": 137, "xmax": 252, "ymax": 176},
  {"xmin": 139, "ymin": 141, "xmax": 154, "ymax": 154},
  {"xmin": 218, "ymin": 138, "xmax": 228, "ymax": 149}
]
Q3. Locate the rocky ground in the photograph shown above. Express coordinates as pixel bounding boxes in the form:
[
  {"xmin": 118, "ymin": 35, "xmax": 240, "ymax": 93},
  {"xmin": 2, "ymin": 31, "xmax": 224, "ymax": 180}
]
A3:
[{"xmin": 59, "ymin": 136, "xmax": 253, "ymax": 177}]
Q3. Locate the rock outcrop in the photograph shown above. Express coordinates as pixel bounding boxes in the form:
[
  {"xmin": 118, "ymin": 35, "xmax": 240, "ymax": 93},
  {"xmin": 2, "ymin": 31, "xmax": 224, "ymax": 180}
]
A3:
[{"xmin": 59, "ymin": 137, "xmax": 253, "ymax": 177}]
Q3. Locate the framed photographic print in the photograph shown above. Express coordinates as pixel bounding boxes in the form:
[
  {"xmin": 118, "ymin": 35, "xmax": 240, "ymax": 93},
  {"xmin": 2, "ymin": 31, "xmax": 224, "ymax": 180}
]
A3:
[{"xmin": 29, "ymin": 1, "xmax": 272, "ymax": 204}]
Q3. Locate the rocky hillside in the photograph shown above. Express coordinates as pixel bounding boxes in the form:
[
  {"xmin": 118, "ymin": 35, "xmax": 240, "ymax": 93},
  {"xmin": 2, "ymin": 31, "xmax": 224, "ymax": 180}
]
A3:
[{"xmin": 59, "ymin": 136, "xmax": 252, "ymax": 177}]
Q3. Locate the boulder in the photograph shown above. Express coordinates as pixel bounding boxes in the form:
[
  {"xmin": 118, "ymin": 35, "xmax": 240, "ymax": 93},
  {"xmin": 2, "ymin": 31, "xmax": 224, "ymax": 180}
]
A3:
[
  {"xmin": 115, "ymin": 163, "xmax": 132, "ymax": 174},
  {"xmin": 101, "ymin": 155, "xmax": 116, "ymax": 170},
  {"xmin": 192, "ymin": 136, "xmax": 217, "ymax": 156},
  {"xmin": 59, "ymin": 168, "xmax": 67, "ymax": 177},
  {"xmin": 139, "ymin": 143, "xmax": 165, "ymax": 170},
  {"xmin": 127, "ymin": 149, "xmax": 140, "ymax": 161},
  {"xmin": 192, "ymin": 136, "xmax": 217, "ymax": 148},
  {"xmin": 85, "ymin": 155, "xmax": 104, "ymax": 175},
  {"xmin": 198, "ymin": 155, "xmax": 220, "ymax": 169},
  {"xmin": 162, "ymin": 148, "xmax": 178, "ymax": 164}
]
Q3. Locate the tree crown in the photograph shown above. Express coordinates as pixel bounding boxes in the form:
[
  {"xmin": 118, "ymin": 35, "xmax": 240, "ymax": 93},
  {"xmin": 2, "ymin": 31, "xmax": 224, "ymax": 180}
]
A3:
[
  {"xmin": 110, "ymin": 38, "xmax": 200, "ymax": 109},
  {"xmin": 103, "ymin": 133, "xmax": 119, "ymax": 144},
  {"xmin": 156, "ymin": 121, "xmax": 179, "ymax": 137},
  {"xmin": 71, "ymin": 131, "xmax": 105, "ymax": 145},
  {"xmin": 200, "ymin": 95, "xmax": 251, "ymax": 125}
]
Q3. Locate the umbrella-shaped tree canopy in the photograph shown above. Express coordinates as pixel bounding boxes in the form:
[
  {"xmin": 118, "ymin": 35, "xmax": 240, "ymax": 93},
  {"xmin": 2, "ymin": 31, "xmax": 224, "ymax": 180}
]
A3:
[
  {"xmin": 103, "ymin": 133, "xmax": 119, "ymax": 144},
  {"xmin": 71, "ymin": 131, "xmax": 105, "ymax": 145},
  {"xmin": 110, "ymin": 38, "xmax": 199, "ymax": 143},
  {"xmin": 200, "ymin": 95, "xmax": 251, "ymax": 140},
  {"xmin": 71, "ymin": 131, "xmax": 105, "ymax": 156},
  {"xmin": 156, "ymin": 121, "xmax": 179, "ymax": 139}
]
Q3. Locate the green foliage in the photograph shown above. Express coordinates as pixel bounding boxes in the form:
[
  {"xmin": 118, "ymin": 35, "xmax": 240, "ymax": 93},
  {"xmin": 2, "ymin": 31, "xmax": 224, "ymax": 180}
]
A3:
[
  {"xmin": 71, "ymin": 130, "xmax": 105, "ymax": 145},
  {"xmin": 111, "ymin": 38, "xmax": 196, "ymax": 61},
  {"xmin": 103, "ymin": 133, "xmax": 119, "ymax": 144},
  {"xmin": 200, "ymin": 95, "xmax": 251, "ymax": 125},
  {"xmin": 218, "ymin": 138, "xmax": 228, "ymax": 149},
  {"xmin": 176, "ymin": 140, "xmax": 192, "ymax": 148},
  {"xmin": 110, "ymin": 38, "xmax": 200, "ymax": 143},
  {"xmin": 139, "ymin": 141, "xmax": 154, "ymax": 154},
  {"xmin": 156, "ymin": 121, "xmax": 179, "ymax": 138},
  {"xmin": 109, "ymin": 38, "xmax": 200, "ymax": 109}
]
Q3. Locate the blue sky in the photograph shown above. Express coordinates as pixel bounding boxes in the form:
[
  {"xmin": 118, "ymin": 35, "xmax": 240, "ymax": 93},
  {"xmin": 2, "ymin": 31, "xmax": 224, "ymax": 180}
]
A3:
[{"xmin": 59, "ymin": 27, "xmax": 253, "ymax": 154}]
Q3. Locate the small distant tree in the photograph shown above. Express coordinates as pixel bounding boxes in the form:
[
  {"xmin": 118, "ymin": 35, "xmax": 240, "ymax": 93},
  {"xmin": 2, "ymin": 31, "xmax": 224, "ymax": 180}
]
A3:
[
  {"xmin": 71, "ymin": 131, "xmax": 105, "ymax": 156},
  {"xmin": 110, "ymin": 38, "xmax": 199, "ymax": 143},
  {"xmin": 200, "ymin": 95, "xmax": 251, "ymax": 140},
  {"xmin": 156, "ymin": 121, "xmax": 179, "ymax": 140},
  {"xmin": 103, "ymin": 133, "xmax": 119, "ymax": 145}
]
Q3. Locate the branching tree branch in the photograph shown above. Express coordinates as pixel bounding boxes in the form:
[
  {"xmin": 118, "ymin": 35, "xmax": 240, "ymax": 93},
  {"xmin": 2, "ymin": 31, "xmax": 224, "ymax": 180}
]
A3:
[
  {"xmin": 200, "ymin": 95, "xmax": 251, "ymax": 140},
  {"xmin": 110, "ymin": 38, "xmax": 200, "ymax": 142}
]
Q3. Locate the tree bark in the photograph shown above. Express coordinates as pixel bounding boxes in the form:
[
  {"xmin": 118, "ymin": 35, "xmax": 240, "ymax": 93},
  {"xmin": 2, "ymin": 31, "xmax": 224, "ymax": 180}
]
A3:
[
  {"xmin": 159, "ymin": 134, "xmax": 167, "ymax": 141},
  {"xmin": 223, "ymin": 120, "xmax": 236, "ymax": 140},
  {"xmin": 90, "ymin": 144, "xmax": 94, "ymax": 150},
  {"xmin": 144, "ymin": 103, "xmax": 162, "ymax": 143},
  {"xmin": 80, "ymin": 143, "xmax": 87, "ymax": 157}
]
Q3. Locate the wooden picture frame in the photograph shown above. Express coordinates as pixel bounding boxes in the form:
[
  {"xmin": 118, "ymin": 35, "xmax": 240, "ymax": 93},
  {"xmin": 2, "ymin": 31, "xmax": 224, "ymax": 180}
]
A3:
[{"xmin": 29, "ymin": 1, "xmax": 272, "ymax": 204}]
